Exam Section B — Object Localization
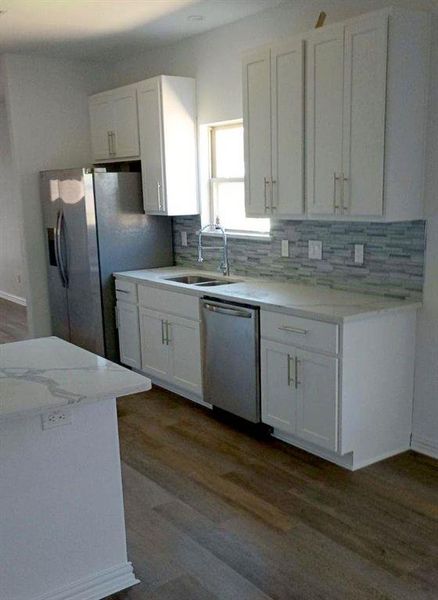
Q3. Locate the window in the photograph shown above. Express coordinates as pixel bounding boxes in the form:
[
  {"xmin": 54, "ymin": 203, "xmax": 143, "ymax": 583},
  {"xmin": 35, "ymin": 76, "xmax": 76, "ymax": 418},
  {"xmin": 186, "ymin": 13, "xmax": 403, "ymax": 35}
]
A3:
[{"xmin": 209, "ymin": 122, "xmax": 270, "ymax": 234}]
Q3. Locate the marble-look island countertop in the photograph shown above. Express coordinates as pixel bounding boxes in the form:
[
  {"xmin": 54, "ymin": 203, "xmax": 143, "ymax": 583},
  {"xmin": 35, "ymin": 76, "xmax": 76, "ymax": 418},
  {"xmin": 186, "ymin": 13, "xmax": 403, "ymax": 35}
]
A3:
[
  {"xmin": 0, "ymin": 336, "xmax": 151, "ymax": 420},
  {"xmin": 114, "ymin": 267, "xmax": 421, "ymax": 323}
]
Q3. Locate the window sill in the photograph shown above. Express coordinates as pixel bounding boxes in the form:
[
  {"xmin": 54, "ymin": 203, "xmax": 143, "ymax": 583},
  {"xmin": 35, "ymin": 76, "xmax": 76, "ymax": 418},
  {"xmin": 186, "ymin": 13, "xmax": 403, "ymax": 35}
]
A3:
[{"xmin": 201, "ymin": 230, "xmax": 272, "ymax": 242}]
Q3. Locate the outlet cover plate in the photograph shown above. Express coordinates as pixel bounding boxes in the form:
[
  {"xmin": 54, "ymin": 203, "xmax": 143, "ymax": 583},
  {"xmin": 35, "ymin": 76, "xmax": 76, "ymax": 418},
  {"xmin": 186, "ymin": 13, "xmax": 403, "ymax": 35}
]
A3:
[
  {"xmin": 354, "ymin": 244, "xmax": 364, "ymax": 265},
  {"xmin": 281, "ymin": 240, "xmax": 289, "ymax": 257},
  {"xmin": 308, "ymin": 240, "xmax": 322, "ymax": 260},
  {"xmin": 181, "ymin": 231, "xmax": 188, "ymax": 247},
  {"xmin": 42, "ymin": 409, "xmax": 72, "ymax": 430}
]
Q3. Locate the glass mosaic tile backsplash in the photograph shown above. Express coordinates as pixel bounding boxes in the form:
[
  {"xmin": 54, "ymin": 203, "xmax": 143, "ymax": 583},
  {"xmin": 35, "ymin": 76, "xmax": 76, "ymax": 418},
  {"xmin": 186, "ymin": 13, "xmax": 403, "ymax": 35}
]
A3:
[{"xmin": 172, "ymin": 216, "xmax": 426, "ymax": 299}]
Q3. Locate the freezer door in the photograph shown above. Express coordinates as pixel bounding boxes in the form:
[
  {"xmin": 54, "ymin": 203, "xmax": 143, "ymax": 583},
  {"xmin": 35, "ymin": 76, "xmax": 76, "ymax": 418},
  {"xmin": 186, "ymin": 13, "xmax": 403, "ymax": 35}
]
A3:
[
  {"xmin": 94, "ymin": 172, "xmax": 173, "ymax": 362},
  {"xmin": 58, "ymin": 170, "xmax": 105, "ymax": 355},
  {"xmin": 40, "ymin": 171, "xmax": 70, "ymax": 341}
]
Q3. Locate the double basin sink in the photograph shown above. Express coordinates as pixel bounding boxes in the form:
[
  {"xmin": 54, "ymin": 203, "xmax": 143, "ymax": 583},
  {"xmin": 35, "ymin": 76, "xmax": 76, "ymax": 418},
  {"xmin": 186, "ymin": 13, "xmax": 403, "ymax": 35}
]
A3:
[{"xmin": 164, "ymin": 274, "xmax": 240, "ymax": 288}]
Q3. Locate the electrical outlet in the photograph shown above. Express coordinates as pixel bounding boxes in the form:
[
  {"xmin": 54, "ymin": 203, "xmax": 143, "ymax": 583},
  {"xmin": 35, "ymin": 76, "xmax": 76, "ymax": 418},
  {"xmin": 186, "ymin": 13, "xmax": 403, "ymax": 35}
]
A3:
[
  {"xmin": 42, "ymin": 409, "xmax": 72, "ymax": 430},
  {"xmin": 181, "ymin": 231, "xmax": 188, "ymax": 247},
  {"xmin": 308, "ymin": 240, "xmax": 322, "ymax": 260},
  {"xmin": 354, "ymin": 244, "xmax": 364, "ymax": 265},
  {"xmin": 281, "ymin": 240, "xmax": 289, "ymax": 257}
]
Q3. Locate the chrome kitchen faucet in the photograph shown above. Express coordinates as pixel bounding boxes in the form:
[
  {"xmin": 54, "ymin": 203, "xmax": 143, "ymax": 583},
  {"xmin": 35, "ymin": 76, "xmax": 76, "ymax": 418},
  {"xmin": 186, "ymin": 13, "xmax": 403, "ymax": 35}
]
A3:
[{"xmin": 197, "ymin": 223, "xmax": 229, "ymax": 276}]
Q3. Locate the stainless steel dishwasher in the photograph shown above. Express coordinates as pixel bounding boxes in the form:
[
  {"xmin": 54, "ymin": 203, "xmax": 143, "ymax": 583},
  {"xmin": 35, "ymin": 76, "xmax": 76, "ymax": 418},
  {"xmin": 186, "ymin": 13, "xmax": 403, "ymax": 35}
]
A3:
[{"xmin": 200, "ymin": 298, "xmax": 260, "ymax": 423}]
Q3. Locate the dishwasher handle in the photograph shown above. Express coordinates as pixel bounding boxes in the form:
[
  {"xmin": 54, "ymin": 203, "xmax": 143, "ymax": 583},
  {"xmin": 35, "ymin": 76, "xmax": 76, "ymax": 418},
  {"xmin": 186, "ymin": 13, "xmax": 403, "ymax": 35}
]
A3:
[{"xmin": 203, "ymin": 302, "xmax": 253, "ymax": 319}]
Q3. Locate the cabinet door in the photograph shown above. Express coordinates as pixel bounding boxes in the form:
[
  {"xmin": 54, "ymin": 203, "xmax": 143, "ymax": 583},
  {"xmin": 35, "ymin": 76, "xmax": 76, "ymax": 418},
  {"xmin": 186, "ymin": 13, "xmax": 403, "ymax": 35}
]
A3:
[
  {"xmin": 89, "ymin": 93, "xmax": 113, "ymax": 160},
  {"xmin": 295, "ymin": 349, "xmax": 338, "ymax": 451},
  {"xmin": 271, "ymin": 39, "xmax": 305, "ymax": 218},
  {"xmin": 167, "ymin": 316, "xmax": 202, "ymax": 395},
  {"xmin": 243, "ymin": 48, "xmax": 272, "ymax": 217},
  {"xmin": 117, "ymin": 301, "xmax": 141, "ymax": 369},
  {"xmin": 261, "ymin": 340, "xmax": 296, "ymax": 434},
  {"xmin": 112, "ymin": 86, "xmax": 140, "ymax": 158},
  {"xmin": 139, "ymin": 308, "xmax": 168, "ymax": 378},
  {"xmin": 342, "ymin": 14, "xmax": 387, "ymax": 216},
  {"xmin": 137, "ymin": 79, "xmax": 166, "ymax": 213},
  {"xmin": 306, "ymin": 26, "xmax": 344, "ymax": 216}
]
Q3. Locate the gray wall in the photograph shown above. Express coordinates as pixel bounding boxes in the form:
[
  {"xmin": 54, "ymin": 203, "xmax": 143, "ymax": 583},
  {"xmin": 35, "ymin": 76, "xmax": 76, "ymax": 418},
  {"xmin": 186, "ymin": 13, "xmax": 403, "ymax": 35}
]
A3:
[
  {"xmin": 0, "ymin": 100, "xmax": 24, "ymax": 301},
  {"xmin": 1, "ymin": 53, "xmax": 114, "ymax": 335}
]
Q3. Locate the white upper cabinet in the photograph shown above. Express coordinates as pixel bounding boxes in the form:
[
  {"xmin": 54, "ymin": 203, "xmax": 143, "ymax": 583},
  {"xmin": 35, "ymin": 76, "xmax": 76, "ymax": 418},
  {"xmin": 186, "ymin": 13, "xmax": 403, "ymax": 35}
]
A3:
[
  {"xmin": 89, "ymin": 84, "xmax": 139, "ymax": 161},
  {"xmin": 243, "ymin": 41, "xmax": 305, "ymax": 218},
  {"xmin": 307, "ymin": 15, "xmax": 388, "ymax": 218},
  {"xmin": 137, "ymin": 75, "xmax": 198, "ymax": 216},
  {"xmin": 271, "ymin": 40, "xmax": 305, "ymax": 217},
  {"xmin": 242, "ymin": 48, "xmax": 271, "ymax": 217},
  {"xmin": 306, "ymin": 25, "xmax": 344, "ymax": 216},
  {"xmin": 244, "ymin": 7, "xmax": 430, "ymax": 222}
]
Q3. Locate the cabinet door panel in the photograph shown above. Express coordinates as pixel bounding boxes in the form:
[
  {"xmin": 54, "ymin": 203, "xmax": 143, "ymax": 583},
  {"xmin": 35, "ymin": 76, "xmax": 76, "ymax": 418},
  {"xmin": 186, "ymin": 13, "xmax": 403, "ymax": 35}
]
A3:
[
  {"xmin": 295, "ymin": 350, "xmax": 338, "ymax": 451},
  {"xmin": 271, "ymin": 40, "xmax": 305, "ymax": 218},
  {"xmin": 117, "ymin": 301, "xmax": 141, "ymax": 369},
  {"xmin": 168, "ymin": 317, "xmax": 202, "ymax": 395},
  {"xmin": 243, "ymin": 48, "xmax": 272, "ymax": 217},
  {"xmin": 261, "ymin": 340, "xmax": 296, "ymax": 433},
  {"xmin": 89, "ymin": 94, "xmax": 113, "ymax": 160},
  {"xmin": 112, "ymin": 87, "xmax": 140, "ymax": 158},
  {"xmin": 343, "ymin": 14, "xmax": 387, "ymax": 216},
  {"xmin": 306, "ymin": 26, "xmax": 344, "ymax": 216},
  {"xmin": 139, "ymin": 308, "xmax": 168, "ymax": 378},
  {"xmin": 137, "ymin": 80, "xmax": 165, "ymax": 213}
]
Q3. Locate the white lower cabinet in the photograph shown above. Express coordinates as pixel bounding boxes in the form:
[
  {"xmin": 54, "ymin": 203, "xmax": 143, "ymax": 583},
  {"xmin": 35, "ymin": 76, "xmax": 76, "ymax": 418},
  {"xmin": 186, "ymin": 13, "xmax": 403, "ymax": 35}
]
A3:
[
  {"xmin": 261, "ymin": 340, "xmax": 338, "ymax": 451},
  {"xmin": 116, "ymin": 301, "xmax": 141, "ymax": 370},
  {"xmin": 139, "ymin": 306, "xmax": 202, "ymax": 396},
  {"xmin": 139, "ymin": 308, "xmax": 169, "ymax": 378}
]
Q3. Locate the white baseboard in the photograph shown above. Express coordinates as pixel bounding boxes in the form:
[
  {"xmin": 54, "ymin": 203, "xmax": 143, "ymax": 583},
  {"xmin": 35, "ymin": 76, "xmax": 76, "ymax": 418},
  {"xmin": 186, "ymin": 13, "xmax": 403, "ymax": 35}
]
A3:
[
  {"xmin": 33, "ymin": 562, "xmax": 139, "ymax": 600},
  {"xmin": 411, "ymin": 435, "xmax": 438, "ymax": 460},
  {"xmin": 0, "ymin": 289, "xmax": 26, "ymax": 306}
]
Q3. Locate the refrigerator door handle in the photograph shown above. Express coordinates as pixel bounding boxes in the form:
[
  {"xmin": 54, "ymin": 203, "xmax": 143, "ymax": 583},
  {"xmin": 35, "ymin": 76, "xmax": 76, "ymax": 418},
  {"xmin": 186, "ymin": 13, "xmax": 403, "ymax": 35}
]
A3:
[
  {"xmin": 55, "ymin": 210, "xmax": 66, "ymax": 288},
  {"xmin": 57, "ymin": 210, "xmax": 69, "ymax": 288}
]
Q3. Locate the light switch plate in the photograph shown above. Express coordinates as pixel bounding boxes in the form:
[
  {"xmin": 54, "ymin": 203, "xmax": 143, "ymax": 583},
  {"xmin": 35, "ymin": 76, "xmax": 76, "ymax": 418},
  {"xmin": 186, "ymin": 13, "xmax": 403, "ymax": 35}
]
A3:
[
  {"xmin": 354, "ymin": 244, "xmax": 364, "ymax": 265},
  {"xmin": 181, "ymin": 231, "xmax": 188, "ymax": 247},
  {"xmin": 308, "ymin": 240, "xmax": 322, "ymax": 260},
  {"xmin": 281, "ymin": 240, "xmax": 289, "ymax": 257}
]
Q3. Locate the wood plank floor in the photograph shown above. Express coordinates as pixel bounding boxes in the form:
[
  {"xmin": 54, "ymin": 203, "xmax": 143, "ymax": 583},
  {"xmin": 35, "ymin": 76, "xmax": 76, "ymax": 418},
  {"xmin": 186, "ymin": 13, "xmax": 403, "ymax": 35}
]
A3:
[
  {"xmin": 110, "ymin": 387, "xmax": 438, "ymax": 600},
  {"xmin": 0, "ymin": 298, "xmax": 28, "ymax": 343}
]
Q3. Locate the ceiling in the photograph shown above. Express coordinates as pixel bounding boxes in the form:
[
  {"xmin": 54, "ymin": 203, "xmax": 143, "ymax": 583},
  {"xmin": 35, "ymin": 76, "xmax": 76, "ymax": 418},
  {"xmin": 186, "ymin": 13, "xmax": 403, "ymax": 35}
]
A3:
[{"xmin": 0, "ymin": 0, "xmax": 283, "ymax": 61}]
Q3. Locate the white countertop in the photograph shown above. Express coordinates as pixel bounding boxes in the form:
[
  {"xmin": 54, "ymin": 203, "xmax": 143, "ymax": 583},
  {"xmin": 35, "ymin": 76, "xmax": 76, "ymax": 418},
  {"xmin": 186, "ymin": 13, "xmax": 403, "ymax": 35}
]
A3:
[
  {"xmin": 0, "ymin": 337, "xmax": 151, "ymax": 420},
  {"xmin": 114, "ymin": 267, "xmax": 421, "ymax": 323}
]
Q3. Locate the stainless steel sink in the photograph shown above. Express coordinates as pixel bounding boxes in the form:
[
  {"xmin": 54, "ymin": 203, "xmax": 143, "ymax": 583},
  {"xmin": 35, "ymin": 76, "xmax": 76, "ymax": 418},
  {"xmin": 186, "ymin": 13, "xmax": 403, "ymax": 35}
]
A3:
[
  {"xmin": 165, "ymin": 275, "xmax": 217, "ymax": 284},
  {"xmin": 195, "ymin": 280, "xmax": 240, "ymax": 287},
  {"xmin": 164, "ymin": 275, "xmax": 240, "ymax": 287}
]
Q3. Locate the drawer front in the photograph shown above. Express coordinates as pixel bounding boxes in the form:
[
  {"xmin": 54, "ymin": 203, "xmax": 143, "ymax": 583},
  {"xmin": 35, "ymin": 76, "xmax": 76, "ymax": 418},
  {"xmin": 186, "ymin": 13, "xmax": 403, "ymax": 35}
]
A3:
[
  {"xmin": 138, "ymin": 285, "xmax": 200, "ymax": 321},
  {"xmin": 115, "ymin": 279, "xmax": 137, "ymax": 304},
  {"xmin": 261, "ymin": 310, "xmax": 338, "ymax": 354}
]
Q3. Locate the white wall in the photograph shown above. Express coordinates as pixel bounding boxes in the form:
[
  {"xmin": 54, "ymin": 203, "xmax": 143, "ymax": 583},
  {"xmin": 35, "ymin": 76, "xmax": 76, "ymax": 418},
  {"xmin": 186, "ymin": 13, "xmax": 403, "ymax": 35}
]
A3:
[
  {"xmin": 0, "ymin": 100, "xmax": 24, "ymax": 302},
  {"xmin": 1, "ymin": 54, "xmax": 113, "ymax": 336},
  {"xmin": 111, "ymin": 0, "xmax": 438, "ymax": 454},
  {"xmin": 412, "ymin": 16, "xmax": 438, "ymax": 458}
]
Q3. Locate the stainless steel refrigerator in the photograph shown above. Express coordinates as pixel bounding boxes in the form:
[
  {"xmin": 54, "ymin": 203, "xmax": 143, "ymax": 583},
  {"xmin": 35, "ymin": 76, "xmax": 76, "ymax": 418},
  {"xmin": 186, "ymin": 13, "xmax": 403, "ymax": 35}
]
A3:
[{"xmin": 40, "ymin": 168, "xmax": 173, "ymax": 362}]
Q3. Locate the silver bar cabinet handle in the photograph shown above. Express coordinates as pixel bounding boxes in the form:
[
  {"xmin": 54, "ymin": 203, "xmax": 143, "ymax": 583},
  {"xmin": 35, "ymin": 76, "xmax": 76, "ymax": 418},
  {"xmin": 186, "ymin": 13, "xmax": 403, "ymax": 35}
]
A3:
[
  {"xmin": 264, "ymin": 177, "xmax": 270, "ymax": 213},
  {"xmin": 294, "ymin": 357, "xmax": 301, "ymax": 389},
  {"xmin": 157, "ymin": 181, "xmax": 162, "ymax": 211},
  {"xmin": 271, "ymin": 178, "xmax": 277, "ymax": 212},
  {"xmin": 287, "ymin": 354, "xmax": 294, "ymax": 387},
  {"xmin": 333, "ymin": 172, "xmax": 341, "ymax": 213},
  {"xmin": 279, "ymin": 325, "xmax": 308, "ymax": 335},
  {"xmin": 165, "ymin": 321, "xmax": 171, "ymax": 345},
  {"xmin": 161, "ymin": 320, "xmax": 166, "ymax": 345}
]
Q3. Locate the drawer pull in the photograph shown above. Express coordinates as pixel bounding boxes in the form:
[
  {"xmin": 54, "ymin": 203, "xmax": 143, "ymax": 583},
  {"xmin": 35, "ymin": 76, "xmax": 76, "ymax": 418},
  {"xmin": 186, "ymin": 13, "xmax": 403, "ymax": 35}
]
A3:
[
  {"xmin": 279, "ymin": 325, "xmax": 309, "ymax": 335},
  {"xmin": 116, "ymin": 288, "xmax": 130, "ymax": 294}
]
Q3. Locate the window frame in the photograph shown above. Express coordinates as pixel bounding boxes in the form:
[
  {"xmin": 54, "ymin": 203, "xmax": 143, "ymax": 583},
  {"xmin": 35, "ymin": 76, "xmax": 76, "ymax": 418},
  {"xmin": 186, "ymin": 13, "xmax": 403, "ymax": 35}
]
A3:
[{"xmin": 207, "ymin": 121, "xmax": 270, "ymax": 236}]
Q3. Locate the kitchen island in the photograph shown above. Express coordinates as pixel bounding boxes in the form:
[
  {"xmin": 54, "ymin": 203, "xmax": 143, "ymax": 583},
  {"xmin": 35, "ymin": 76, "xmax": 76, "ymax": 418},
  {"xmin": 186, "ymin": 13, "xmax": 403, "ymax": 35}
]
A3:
[{"xmin": 0, "ymin": 337, "xmax": 150, "ymax": 600}]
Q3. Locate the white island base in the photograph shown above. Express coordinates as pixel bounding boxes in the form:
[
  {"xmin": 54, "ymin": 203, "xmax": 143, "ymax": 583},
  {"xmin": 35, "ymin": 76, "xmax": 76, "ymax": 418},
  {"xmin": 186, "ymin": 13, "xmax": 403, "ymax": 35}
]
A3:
[{"xmin": 0, "ymin": 337, "xmax": 151, "ymax": 600}]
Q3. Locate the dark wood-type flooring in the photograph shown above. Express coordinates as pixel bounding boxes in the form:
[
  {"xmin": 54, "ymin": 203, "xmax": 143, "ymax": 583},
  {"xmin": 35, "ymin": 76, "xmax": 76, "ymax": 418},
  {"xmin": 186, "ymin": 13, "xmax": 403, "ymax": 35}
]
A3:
[
  {"xmin": 110, "ymin": 387, "xmax": 438, "ymax": 600},
  {"xmin": 0, "ymin": 298, "xmax": 28, "ymax": 343}
]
